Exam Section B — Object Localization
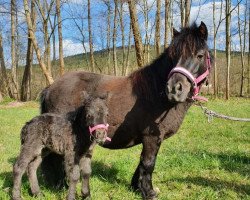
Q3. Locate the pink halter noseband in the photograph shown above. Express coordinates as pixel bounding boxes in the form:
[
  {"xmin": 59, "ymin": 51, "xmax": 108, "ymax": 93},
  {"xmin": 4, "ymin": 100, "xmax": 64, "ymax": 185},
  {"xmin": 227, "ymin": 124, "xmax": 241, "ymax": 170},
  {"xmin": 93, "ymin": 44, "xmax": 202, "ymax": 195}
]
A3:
[
  {"xmin": 88, "ymin": 124, "xmax": 111, "ymax": 142},
  {"xmin": 168, "ymin": 52, "xmax": 211, "ymax": 101}
]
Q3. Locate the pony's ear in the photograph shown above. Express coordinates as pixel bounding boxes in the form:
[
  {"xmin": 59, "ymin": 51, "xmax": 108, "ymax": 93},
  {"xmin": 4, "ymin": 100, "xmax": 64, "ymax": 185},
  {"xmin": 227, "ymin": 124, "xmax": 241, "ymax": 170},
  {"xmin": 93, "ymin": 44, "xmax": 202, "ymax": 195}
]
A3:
[
  {"xmin": 80, "ymin": 91, "xmax": 89, "ymax": 103},
  {"xmin": 198, "ymin": 21, "xmax": 208, "ymax": 41},
  {"xmin": 173, "ymin": 28, "xmax": 180, "ymax": 38}
]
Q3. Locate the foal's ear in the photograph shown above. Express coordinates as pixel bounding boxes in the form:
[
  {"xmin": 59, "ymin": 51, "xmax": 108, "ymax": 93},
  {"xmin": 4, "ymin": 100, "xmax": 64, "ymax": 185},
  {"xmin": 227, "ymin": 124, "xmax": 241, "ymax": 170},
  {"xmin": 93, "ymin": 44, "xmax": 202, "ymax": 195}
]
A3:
[
  {"xmin": 173, "ymin": 28, "xmax": 180, "ymax": 38},
  {"xmin": 198, "ymin": 21, "xmax": 208, "ymax": 41},
  {"xmin": 80, "ymin": 91, "xmax": 90, "ymax": 103}
]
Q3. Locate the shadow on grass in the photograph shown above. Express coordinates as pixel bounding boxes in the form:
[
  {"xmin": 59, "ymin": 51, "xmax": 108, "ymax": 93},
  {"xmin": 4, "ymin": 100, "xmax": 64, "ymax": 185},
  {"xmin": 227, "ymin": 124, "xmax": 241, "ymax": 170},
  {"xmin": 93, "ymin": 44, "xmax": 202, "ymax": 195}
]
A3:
[
  {"xmin": 1, "ymin": 157, "xmax": 67, "ymax": 198},
  {"xmin": 91, "ymin": 161, "xmax": 129, "ymax": 186},
  {"xmin": 172, "ymin": 176, "xmax": 250, "ymax": 195},
  {"xmin": 197, "ymin": 151, "xmax": 250, "ymax": 177}
]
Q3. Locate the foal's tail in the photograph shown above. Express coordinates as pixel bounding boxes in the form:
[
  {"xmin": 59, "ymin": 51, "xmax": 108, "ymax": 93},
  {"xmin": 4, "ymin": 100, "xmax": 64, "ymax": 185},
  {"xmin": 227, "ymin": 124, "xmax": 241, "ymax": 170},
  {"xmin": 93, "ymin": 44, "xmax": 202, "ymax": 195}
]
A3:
[{"xmin": 40, "ymin": 86, "xmax": 49, "ymax": 114}]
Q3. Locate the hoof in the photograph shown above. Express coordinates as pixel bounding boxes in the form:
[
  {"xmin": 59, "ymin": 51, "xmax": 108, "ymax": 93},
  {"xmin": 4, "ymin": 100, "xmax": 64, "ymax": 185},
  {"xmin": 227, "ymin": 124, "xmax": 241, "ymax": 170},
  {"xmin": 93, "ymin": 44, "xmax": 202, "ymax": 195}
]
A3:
[
  {"xmin": 33, "ymin": 191, "xmax": 44, "ymax": 198},
  {"xmin": 144, "ymin": 190, "xmax": 158, "ymax": 200},
  {"xmin": 82, "ymin": 195, "xmax": 91, "ymax": 200}
]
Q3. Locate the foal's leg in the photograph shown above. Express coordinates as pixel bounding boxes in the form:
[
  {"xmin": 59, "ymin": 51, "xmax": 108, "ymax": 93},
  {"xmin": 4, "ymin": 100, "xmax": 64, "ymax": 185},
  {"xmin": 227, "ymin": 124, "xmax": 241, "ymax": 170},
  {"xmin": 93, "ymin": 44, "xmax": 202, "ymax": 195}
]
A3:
[
  {"xmin": 131, "ymin": 135, "xmax": 161, "ymax": 200},
  {"xmin": 65, "ymin": 152, "xmax": 80, "ymax": 200},
  {"xmin": 27, "ymin": 155, "xmax": 42, "ymax": 196},
  {"xmin": 79, "ymin": 147, "xmax": 94, "ymax": 199},
  {"xmin": 12, "ymin": 145, "xmax": 42, "ymax": 200}
]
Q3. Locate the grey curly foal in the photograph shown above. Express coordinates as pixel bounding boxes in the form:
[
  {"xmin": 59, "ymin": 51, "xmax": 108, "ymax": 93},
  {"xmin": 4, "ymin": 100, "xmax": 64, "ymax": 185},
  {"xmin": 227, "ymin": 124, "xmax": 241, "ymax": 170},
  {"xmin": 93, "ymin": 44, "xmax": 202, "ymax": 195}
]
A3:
[{"xmin": 12, "ymin": 93, "xmax": 109, "ymax": 200}]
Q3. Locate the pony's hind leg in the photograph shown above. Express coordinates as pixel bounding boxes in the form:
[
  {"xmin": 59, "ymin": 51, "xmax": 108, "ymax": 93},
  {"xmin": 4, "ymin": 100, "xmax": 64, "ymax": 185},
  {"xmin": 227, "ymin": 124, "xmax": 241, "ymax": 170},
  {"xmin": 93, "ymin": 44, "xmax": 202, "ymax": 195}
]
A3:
[
  {"xmin": 131, "ymin": 136, "xmax": 161, "ymax": 200},
  {"xmin": 79, "ymin": 149, "xmax": 93, "ymax": 199},
  {"xmin": 27, "ymin": 155, "xmax": 43, "ymax": 197},
  {"xmin": 12, "ymin": 146, "xmax": 41, "ymax": 200}
]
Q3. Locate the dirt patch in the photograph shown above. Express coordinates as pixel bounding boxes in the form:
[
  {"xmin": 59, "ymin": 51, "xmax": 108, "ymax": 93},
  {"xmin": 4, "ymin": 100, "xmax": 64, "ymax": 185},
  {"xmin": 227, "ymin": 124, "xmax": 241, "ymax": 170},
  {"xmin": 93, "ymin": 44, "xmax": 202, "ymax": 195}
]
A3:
[{"xmin": 0, "ymin": 101, "xmax": 25, "ymax": 108}]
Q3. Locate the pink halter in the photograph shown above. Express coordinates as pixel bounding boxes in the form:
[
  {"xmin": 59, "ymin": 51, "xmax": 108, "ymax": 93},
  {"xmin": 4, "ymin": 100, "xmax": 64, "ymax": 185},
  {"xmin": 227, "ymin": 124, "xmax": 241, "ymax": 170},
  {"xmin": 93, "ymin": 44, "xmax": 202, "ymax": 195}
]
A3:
[
  {"xmin": 88, "ymin": 124, "xmax": 111, "ymax": 142},
  {"xmin": 168, "ymin": 52, "xmax": 211, "ymax": 101}
]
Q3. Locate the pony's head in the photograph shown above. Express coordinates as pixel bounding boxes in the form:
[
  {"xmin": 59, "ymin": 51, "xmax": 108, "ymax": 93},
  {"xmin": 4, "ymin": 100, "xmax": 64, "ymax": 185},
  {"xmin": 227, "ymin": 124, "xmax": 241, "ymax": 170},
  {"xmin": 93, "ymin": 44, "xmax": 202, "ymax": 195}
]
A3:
[
  {"xmin": 166, "ymin": 22, "xmax": 212, "ymax": 102},
  {"xmin": 81, "ymin": 91, "xmax": 110, "ymax": 144}
]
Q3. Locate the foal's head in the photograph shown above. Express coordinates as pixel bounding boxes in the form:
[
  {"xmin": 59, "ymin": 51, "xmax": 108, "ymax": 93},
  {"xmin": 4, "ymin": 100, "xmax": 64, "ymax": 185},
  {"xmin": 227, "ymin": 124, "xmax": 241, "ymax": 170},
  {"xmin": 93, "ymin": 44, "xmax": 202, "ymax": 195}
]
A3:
[
  {"xmin": 166, "ymin": 22, "xmax": 212, "ymax": 102},
  {"xmin": 82, "ymin": 92, "xmax": 110, "ymax": 144}
]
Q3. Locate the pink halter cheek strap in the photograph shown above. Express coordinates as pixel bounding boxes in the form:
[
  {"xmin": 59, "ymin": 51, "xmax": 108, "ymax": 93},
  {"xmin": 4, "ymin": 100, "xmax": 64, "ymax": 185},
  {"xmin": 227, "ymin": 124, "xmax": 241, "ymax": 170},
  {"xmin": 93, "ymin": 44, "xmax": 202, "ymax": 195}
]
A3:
[
  {"xmin": 168, "ymin": 52, "xmax": 211, "ymax": 102},
  {"xmin": 88, "ymin": 124, "xmax": 111, "ymax": 142}
]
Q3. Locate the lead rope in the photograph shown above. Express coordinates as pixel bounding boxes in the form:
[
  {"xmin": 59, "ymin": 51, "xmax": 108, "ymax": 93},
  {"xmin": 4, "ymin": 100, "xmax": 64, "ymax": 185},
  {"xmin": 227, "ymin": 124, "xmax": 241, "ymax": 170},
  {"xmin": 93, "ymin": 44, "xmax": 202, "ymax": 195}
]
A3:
[{"xmin": 196, "ymin": 102, "xmax": 250, "ymax": 123}]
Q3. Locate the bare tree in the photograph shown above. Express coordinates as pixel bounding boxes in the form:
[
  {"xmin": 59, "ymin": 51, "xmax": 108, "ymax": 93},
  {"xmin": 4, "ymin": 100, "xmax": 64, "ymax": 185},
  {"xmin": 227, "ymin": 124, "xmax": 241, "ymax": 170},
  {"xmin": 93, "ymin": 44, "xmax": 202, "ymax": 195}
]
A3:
[
  {"xmin": 0, "ymin": 31, "xmax": 11, "ymax": 96},
  {"xmin": 127, "ymin": 0, "xmax": 144, "ymax": 67},
  {"xmin": 88, "ymin": 0, "xmax": 95, "ymax": 72},
  {"xmin": 24, "ymin": 0, "xmax": 54, "ymax": 84},
  {"xmin": 140, "ymin": 0, "xmax": 151, "ymax": 64},
  {"xmin": 180, "ymin": 0, "xmax": 185, "ymax": 27},
  {"xmin": 125, "ymin": 24, "xmax": 132, "ymax": 76},
  {"xmin": 184, "ymin": 0, "xmax": 191, "ymax": 27},
  {"xmin": 164, "ymin": 0, "xmax": 170, "ymax": 48},
  {"xmin": 35, "ymin": 0, "xmax": 54, "ymax": 76},
  {"xmin": 237, "ymin": 0, "xmax": 245, "ymax": 96},
  {"xmin": 225, "ymin": 0, "xmax": 231, "ymax": 99},
  {"xmin": 21, "ymin": 0, "xmax": 36, "ymax": 101},
  {"xmin": 155, "ymin": 0, "xmax": 161, "ymax": 56},
  {"xmin": 56, "ymin": 0, "xmax": 65, "ymax": 75},
  {"xmin": 118, "ymin": 1, "xmax": 126, "ymax": 75},
  {"xmin": 11, "ymin": 0, "xmax": 19, "ymax": 99},
  {"xmin": 213, "ymin": 0, "xmax": 223, "ymax": 97},
  {"xmin": 112, "ymin": 0, "xmax": 118, "ymax": 75}
]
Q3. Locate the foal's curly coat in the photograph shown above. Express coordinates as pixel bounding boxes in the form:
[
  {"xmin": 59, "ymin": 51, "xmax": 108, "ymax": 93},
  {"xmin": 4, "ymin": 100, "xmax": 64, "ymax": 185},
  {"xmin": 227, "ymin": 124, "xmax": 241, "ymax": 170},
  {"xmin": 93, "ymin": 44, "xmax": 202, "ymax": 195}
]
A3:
[{"xmin": 12, "ymin": 93, "xmax": 109, "ymax": 200}]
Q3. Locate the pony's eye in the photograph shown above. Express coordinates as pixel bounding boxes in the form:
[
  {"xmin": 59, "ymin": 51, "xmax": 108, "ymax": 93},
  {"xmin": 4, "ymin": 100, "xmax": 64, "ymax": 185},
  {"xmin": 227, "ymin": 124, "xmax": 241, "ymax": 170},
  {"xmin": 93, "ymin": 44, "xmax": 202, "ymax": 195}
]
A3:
[{"xmin": 197, "ymin": 54, "xmax": 203, "ymax": 60}]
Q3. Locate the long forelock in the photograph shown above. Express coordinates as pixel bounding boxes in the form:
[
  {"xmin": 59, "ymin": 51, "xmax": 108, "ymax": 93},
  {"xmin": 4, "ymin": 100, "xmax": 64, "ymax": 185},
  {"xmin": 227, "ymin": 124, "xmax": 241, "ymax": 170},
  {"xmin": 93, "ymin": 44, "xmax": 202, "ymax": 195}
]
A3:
[{"xmin": 170, "ymin": 23, "xmax": 207, "ymax": 60}]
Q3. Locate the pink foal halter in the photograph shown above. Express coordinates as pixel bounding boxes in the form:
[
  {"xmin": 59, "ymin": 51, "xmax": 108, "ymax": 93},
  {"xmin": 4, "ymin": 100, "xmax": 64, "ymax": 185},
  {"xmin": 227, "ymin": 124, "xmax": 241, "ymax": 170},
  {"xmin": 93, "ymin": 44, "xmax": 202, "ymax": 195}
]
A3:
[
  {"xmin": 89, "ymin": 124, "xmax": 111, "ymax": 142},
  {"xmin": 168, "ymin": 52, "xmax": 211, "ymax": 101}
]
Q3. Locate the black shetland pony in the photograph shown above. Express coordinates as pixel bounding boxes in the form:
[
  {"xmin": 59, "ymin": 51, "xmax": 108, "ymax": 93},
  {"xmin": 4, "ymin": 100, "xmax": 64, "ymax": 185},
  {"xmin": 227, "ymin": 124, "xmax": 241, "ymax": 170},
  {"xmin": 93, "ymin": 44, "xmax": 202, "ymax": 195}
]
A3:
[{"xmin": 40, "ymin": 22, "xmax": 212, "ymax": 200}]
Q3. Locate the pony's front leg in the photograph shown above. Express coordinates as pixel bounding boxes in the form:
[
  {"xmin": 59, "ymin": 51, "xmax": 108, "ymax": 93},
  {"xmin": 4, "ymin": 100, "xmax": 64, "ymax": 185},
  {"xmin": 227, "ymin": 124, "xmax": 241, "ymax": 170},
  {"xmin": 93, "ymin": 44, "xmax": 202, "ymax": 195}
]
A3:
[
  {"xmin": 65, "ymin": 153, "xmax": 80, "ymax": 200},
  {"xmin": 131, "ymin": 135, "xmax": 161, "ymax": 200},
  {"xmin": 79, "ymin": 149, "xmax": 94, "ymax": 199}
]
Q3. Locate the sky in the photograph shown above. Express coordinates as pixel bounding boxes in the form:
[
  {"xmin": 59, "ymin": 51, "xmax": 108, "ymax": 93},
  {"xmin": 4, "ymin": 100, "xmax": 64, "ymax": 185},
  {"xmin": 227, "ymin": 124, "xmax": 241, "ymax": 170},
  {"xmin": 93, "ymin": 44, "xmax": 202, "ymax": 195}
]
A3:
[{"xmin": 0, "ymin": 0, "xmax": 249, "ymax": 66}]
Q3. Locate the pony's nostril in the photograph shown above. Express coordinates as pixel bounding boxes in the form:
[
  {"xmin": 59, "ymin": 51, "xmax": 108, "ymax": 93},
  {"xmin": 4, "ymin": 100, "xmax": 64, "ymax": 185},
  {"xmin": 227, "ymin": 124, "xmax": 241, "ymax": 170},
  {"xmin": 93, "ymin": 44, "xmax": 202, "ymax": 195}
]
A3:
[{"xmin": 175, "ymin": 83, "xmax": 182, "ymax": 92}]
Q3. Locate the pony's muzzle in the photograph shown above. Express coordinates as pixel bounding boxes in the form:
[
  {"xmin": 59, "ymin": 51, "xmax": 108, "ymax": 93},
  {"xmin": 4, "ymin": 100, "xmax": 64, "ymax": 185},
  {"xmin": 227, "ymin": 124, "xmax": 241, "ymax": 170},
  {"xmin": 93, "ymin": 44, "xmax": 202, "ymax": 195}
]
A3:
[{"xmin": 166, "ymin": 74, "xmax": 192, "ymax": 102}]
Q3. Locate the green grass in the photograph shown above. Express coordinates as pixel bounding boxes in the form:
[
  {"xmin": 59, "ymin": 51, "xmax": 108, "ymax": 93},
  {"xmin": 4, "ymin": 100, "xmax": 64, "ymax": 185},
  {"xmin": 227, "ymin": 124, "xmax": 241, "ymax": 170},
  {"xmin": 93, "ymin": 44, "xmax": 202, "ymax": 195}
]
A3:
[{"xmin": 0, "ymin": 99, "xmax": 249, "ymax": 200}]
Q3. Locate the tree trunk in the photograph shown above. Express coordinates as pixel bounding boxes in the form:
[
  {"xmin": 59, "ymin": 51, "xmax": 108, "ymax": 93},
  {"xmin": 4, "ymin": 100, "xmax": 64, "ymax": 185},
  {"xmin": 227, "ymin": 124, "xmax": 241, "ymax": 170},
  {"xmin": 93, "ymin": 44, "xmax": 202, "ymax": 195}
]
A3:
[
  {"xmin": 21, "ymin": 0, "xmax": 36, "ymax": 101},
  {"xmin": 164, "ymin": 0, "xmax": 170, "ymax": 49},
  {"xmin": 180, "ymin": 0, "xmax": 185, "ymax": 27},
  {"xmin": 237, "ymin": 0, "xmax": 245, "ymax": 96},
  {"xmin": 225, "ymin": 0, "xmax": 231, "ymax": 100},
  {"xmin": 0, "ymin": 32, "xmax": 11, "ymax": 96},
  {"xmin": 0, "ymin": 91, "xmax": 3, "ymax": 102},
  {"xmin": 248, "ymin": 3, "xmax": 250, "ymax": 95},
  {"xmin": 184, "ymin": 0, "xmax": 191, "ymax": 27},
  {"xmin": 118, "ymin": 2, "xmax": 126, "ymax": 75},
  {"xmin": 112, "ymin": 0, "xmax": 118, "ymax": 75},
  {"xmin": 23, "ymin": 0, "xmax": 54, "ymax": 85},
  {"xmin": 213, "ymin": 0, "xmax": 217, "ymax": 97},
  {"xmin": 11, "ymin": 0, "xmax": 18, "ymax": 99},
  {"xmin": 125, "ymin": 24, "xmax": 132, "ymax": 76},
  {"xmin": 142, "ymin": 0, "xmax": 150, "ymax": 64},
  {"xmin": 106, "ymin": 0, "xmax": 111, "ymax": 74},
  {"xmin": 128, "ymin": 0, "xmax": 144, "ymax": 67},
  {"xmin": 88, "ymin": 0, "xmax": 95, "ymax": 72},
  {"xmin": 155, "ymin": 0, "xmax": 161, "ymax": 56},
  {"xmin": 56, "ymin": 0, "xmax": 65, "ymax": 75}
]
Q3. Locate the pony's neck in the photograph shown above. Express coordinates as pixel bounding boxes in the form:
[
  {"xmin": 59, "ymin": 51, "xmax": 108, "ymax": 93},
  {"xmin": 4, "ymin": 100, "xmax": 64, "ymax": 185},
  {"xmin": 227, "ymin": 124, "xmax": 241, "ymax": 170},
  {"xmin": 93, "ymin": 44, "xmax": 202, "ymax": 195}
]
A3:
[{"xmin": 130, "ymin": 48, "xmax": 174, "ymax": 102}]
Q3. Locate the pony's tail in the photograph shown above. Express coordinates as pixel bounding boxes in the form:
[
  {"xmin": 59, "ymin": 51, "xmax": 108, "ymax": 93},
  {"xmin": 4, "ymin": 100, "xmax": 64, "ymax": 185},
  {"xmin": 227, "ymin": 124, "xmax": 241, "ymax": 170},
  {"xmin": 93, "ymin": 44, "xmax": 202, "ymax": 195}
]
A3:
[{"xmin": 40, "ymin": 86, "xmax": 49, "ymax": 114}]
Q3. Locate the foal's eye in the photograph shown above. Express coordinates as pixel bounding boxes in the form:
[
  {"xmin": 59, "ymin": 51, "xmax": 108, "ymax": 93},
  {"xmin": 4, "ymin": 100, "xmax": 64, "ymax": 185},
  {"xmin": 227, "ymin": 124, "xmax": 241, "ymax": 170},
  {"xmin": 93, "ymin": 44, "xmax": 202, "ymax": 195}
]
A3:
[{"xmin": 197, "ymin": 54, "xmax": 203, "ymax": 60}]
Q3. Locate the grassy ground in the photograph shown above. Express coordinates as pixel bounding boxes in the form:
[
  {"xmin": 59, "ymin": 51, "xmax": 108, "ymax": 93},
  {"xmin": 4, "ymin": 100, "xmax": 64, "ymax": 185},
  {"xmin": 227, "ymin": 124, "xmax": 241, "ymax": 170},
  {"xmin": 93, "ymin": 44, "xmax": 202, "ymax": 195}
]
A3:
[{"xmin": 0, "ymin": 98, "xmax": 249, "ymax": 200}]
